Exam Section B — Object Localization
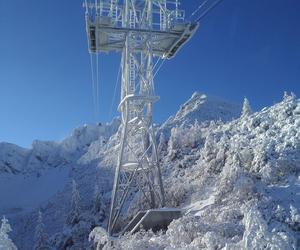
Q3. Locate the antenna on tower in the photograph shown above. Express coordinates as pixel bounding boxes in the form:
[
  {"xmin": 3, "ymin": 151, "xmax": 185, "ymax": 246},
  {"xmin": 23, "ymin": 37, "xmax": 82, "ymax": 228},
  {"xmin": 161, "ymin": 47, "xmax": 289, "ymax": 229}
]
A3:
[{"xmin": 83, "ymin": 0, "xmax": 224, "ymax": 236}]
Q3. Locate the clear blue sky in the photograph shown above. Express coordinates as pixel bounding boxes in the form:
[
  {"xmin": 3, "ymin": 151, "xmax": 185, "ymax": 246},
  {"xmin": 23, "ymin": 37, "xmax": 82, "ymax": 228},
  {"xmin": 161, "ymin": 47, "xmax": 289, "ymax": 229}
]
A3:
[{"xmin": 0, "ymin": 0, "xmax": 299, "ymax": 148}]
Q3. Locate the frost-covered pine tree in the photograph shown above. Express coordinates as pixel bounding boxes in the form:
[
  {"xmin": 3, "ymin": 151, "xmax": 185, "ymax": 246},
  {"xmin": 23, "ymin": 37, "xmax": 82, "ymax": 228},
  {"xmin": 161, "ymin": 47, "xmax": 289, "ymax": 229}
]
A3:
[
  {"xmin": 0, "ymin": 216, "xmax": 17, "ymax": 250},
  {"xmin": 168, "ymin": 126, "xmax": 180, "ymax": 154},
  {"xmin": 283, "ymin": 91, "xmax": 289, "ymax": 101},
  {"xmin": 66, "ymin": 180, "xmax": 81, "ymax": 226},
  {"xmin": 89, "ymin": 227, "xmax": 108, "ymax": 250},
  {"xmin": 289, "ymin": 205, "xmax": 300, "ymax": 229},
  {"xmin": 158, "ymin": 132, "xmax": 168, "ymax": 155},
  {"xmin": 241, "ymin": 97, "xmax": 252, "ymax": 117},
  {"xmin": 93, "ymin": 183, "xmax": 105, "ymax": 225},
  {"xmin": 93, "ymin": 184, "xmax": 101, "ymax": 214},
  {"xmin": 283, "ymin": 91, "xmax": 296, "ymax": 102},
  {"xmin": 34, "ymin": 211, "xmax": 49, "ymax": 250}
]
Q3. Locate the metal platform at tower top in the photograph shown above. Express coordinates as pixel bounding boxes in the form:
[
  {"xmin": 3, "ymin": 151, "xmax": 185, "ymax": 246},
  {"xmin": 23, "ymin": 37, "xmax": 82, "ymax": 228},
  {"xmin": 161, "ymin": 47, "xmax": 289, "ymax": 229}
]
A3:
[{"xmin": 84, "ymin": 1, "xmax": 199, "ymax": 59}]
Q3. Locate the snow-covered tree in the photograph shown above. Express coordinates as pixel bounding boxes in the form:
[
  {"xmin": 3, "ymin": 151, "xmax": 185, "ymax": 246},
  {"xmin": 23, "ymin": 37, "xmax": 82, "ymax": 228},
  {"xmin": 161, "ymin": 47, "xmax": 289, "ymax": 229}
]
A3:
[
  {"xmin": 283, "ymin": 91, "xmax": 289, "ymax": 101},
  {"xmin": 288, "ymin": 205, "xmax": 300, "ymax": 230},
  {"xmin": 91, "ymin": 183, "xmax": 105, "ymax": 226},
  {"xmin": 167, "ymin": 126, "xmax": 181, "ymax": 159},
  {"xmin": 158, "ymin": 132, "xmax": 168, "ymax": 156},
  {"xmin": 93, "ymin": 184, "xmax": 102, "ymax": 214},
  {"xmin": 54, "ymin": 180, "xmax": 91, "ymax": 250},
  {"xmin": 241, "ymin": 97, "xmax": 252, "ymax": 117},
  {"xmin": 89, "ymin": 227, "xmax": 108, "ymax": 250},
  {"xmin": 283, "ymin": 91, "xmax": 296, "ymax": 102},
  {"xmin": 51, "ymin": 179, "xmax": 101, "ymax": 249},
  {"xmin": 69, "ymin": 221, "xmax": 90, "ymax": 250},
  {"xmin": 66, "ymin": 180, "xmax": 81, "ymax": 226},
  {"xmin": 34, "ymin": 211, "xmax": 49, "ymax": 250},
  {"xmin": 0, "ymin": 216, "xmax": 17, "ymax": 250},
  {"xmin": 241, "ymin": 206, "xmax": 295, "ymax": 249}
]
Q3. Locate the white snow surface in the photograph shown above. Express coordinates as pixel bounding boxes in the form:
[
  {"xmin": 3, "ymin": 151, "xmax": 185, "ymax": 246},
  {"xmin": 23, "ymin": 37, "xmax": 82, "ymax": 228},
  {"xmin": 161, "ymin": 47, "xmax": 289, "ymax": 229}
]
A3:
[
  {"xmin": 0, "ymin": 92, "xmax": 299, "ymax": 249},
  {"xmin": 0, "ymin": 168, "xmax": 69, "ymax": 215}
]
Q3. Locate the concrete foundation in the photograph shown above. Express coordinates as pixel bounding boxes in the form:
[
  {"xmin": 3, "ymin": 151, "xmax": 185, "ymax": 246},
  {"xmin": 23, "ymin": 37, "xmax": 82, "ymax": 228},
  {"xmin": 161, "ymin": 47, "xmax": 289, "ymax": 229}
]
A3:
[{"xmin": 122, "ymin": 208, "xmax": 182, "ymax": 235}]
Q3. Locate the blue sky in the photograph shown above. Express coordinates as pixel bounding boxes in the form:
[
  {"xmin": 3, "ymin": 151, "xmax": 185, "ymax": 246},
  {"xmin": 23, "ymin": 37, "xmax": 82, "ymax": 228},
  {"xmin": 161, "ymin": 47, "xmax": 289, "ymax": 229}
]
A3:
[{"xmin": 0, "ymin": 0, "xmax": 299, "ymax": 148}]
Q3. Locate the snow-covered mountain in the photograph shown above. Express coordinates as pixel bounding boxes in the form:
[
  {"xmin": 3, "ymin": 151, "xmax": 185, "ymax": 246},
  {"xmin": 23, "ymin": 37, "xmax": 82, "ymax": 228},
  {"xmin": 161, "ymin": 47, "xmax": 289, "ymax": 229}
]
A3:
[
  {"xmin": 1, "ymin": 92, "xmax": 299, "ymax": 249},
  {"xmin": 160, "ymin": 92, "xmax": 241, "ymax": 135},
  {"xmin": 0, "ymin": 118, "xmax": 120, "ymax": 177},
  {"xmin": 0, "ymin": 118, "xmax": 120, "ymax": 249}
]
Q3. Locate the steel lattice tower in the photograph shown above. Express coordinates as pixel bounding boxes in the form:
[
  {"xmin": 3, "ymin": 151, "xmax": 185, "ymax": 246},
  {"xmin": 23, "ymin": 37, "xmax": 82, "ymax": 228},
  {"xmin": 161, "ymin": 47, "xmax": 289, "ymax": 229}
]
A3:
[{"xmin": 84, "ymin": 0, "xmax": 198, "ymax": 235}]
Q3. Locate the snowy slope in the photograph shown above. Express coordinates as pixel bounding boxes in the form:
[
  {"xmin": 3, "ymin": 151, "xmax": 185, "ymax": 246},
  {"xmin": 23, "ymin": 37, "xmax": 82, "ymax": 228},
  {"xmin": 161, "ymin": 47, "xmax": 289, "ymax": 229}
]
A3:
[
  {"xmin": 0, "ymin": 119, "xmax": 120, "ymax": 215},
  {"xmin": 103, "ymin": 93, "xmax": 300, "ymax": 249},
  {"xmin": 1, "ymin": 92, "xmax": 300, "ymax": 249},
  {"xmin": 0, "ymin": 168, "xmax": 69, "ymax": 215}
]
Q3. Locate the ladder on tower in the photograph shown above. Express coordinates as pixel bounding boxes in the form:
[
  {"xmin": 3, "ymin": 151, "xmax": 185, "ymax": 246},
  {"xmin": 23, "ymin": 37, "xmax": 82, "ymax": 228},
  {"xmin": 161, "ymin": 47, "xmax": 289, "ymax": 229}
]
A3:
[
  {"xmin": 129, "ymin": 9, "xmax": 136, "ymax": 96},
  {"xmin": 110, "ymin": 0, "xmax": 118, "ymax": 23}
]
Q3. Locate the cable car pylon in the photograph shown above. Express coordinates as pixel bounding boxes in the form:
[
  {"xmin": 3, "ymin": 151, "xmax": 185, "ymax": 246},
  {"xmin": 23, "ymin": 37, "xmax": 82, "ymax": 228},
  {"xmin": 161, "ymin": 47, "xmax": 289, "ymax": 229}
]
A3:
[{"xmin": 84, "ymin": 0, "xmax": 224, "ymax": 236}]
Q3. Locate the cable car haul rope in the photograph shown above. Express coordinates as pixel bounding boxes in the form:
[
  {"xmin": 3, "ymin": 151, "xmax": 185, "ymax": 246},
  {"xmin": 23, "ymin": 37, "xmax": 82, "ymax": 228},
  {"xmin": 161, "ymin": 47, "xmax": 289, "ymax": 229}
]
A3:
[{"xmin": 191, "ymin": 0, "xmax": 225, "ymax": 23}]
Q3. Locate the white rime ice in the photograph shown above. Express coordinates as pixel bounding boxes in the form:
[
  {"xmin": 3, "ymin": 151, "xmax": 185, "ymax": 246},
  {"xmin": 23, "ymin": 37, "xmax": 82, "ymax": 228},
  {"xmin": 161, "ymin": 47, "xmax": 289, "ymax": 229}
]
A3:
[
  {"xmin": 0, "ymin": 216, "xmax": 17, "ymax": 250},
  {"xmin": 34, "ymin": 211, "xmax": 49, "ymax": 250},
  {"xmin": 0, "ymin": 92, "xmax": 299, "ymax": 249}
]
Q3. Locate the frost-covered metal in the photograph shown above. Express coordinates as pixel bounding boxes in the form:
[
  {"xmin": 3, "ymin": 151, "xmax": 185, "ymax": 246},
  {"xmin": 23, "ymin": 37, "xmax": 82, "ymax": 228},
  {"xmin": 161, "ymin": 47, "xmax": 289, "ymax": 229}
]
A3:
[{"xmin": 84, "ymin": 0, "xmax": 198, "ymax": 235}]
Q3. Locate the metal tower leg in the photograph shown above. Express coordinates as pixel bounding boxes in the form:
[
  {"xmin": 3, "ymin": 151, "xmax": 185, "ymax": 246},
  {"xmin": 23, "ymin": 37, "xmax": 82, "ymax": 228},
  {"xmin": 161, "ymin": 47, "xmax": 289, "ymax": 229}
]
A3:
[{"xmin": 108, "ymin": 1, "xmax": 166, "ymax": 235}]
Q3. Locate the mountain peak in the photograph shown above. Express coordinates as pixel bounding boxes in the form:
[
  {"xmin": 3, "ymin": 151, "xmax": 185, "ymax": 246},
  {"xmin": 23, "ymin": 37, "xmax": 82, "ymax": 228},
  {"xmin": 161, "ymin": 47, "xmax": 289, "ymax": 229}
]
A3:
[{"xmin": 162, "ymin": 92, "xmax": 241, "ymax": 130}]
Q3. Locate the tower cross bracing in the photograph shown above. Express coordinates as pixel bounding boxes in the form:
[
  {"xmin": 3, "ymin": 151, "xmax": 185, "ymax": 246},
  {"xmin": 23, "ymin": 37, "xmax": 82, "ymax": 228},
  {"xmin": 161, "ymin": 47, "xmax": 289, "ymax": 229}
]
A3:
[{"xmin": 84, "ymin": 0, "xmax": 198, "ymax": 236}]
